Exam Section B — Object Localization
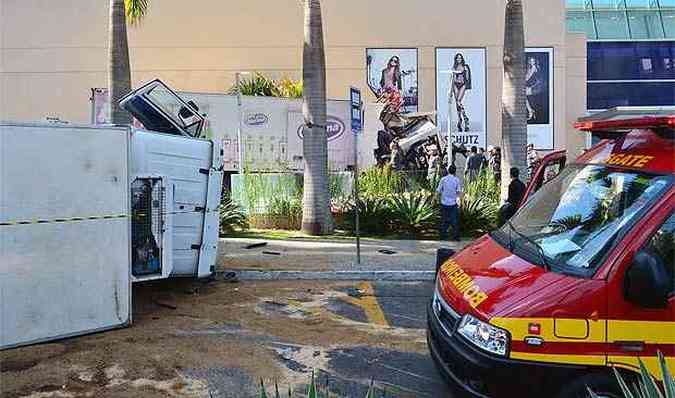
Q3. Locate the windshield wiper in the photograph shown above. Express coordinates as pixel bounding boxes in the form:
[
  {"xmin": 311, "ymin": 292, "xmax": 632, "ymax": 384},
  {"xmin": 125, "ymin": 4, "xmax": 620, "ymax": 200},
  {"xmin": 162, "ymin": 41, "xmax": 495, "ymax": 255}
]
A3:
[{"xmin": 506, "ymin": 220, "xmax": 551, "ymax": 271}]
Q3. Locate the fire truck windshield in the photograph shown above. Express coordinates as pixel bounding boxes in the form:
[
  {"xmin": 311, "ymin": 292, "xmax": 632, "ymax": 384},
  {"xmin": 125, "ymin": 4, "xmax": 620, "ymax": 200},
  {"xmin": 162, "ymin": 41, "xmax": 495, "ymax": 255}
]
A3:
[{"xmin": 498, "ymin": 164, "xmax": 672, "ymax": 276}]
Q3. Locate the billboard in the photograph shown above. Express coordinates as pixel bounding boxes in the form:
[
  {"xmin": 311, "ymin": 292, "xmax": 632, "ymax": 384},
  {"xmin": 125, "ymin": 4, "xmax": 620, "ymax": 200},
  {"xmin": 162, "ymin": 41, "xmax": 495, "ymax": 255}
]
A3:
[
  {"xmin": 435, "ymin": 48, "xmax": 487, "ymax": 149},
  {"xmin": 526, "ymin": 47, "xmax": 554, "ymax": 150},
  {"xmin": 366, "ymin": 48, "xmax": 418, "ymax": 113}
]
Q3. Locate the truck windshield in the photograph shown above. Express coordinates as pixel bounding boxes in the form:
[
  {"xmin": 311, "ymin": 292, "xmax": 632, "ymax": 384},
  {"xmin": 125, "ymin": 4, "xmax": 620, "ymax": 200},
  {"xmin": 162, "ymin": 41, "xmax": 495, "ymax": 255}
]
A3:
[{"xmin": 499, "ymin": 164, "xmax": 672, "ymax": 275}]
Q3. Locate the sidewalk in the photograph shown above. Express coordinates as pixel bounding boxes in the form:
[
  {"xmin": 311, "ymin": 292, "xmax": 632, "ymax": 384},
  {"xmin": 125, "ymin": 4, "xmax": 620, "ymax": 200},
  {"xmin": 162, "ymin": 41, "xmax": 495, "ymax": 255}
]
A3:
[{"xmin": 217, "ymin": 237, "xmax": 470, "ymax": 280}]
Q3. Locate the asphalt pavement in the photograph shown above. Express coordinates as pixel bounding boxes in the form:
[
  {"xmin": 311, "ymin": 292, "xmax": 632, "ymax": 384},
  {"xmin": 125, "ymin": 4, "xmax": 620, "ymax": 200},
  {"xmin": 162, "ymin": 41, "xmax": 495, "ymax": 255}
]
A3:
[{"xmin": 0, "ymin": 279, "xmax": 454, "ymax": 398}]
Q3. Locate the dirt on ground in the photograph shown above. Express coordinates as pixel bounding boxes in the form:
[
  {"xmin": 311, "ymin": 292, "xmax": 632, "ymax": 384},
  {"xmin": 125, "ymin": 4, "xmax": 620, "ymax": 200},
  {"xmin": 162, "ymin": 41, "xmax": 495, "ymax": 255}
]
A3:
[{"xmin": 0, "ymin": 279, "xmax": 446, "ymax": 398}]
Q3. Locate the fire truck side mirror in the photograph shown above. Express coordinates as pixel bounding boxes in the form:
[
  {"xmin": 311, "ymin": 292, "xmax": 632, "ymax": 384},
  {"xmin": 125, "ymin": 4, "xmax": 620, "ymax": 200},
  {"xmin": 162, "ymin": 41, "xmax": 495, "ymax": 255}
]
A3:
[{"xmin": 624, "ymin": 250, "xmax": 670, "ymax": 309}]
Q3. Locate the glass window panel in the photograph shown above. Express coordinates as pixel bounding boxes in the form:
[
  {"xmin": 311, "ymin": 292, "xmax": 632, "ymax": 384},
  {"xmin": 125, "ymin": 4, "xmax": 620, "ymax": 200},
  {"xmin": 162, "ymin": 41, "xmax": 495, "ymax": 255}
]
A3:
[
  {"xmin": 663, "ymin": 10, "xmax": 675, "ymax": 37},
  {"xmin": 625, "ymin": 0, "xmax": 658, "ymax": 7},
  {"xmin": 567, "ymin": 11, "xmax": 597, "ymax": 37},
  {"xmin": 659, "ymin": 0, "xmax": 675, "ymax": 8},
  {"xmin": 628, "ymin": 10, "xmax": 666, "ymax": 37},
  {"xmin": 588, "ymin": 42, "xmax": 675, "ymax": 80},
  {"xmin": 595, "ymin": 10, "xmax": 631, "ymax": 38},
  {"xmin": 587, "ymin": 81, "xmax": 675, "ymax": 109},
  {"xmin": 592, "ymin": 0, "xmax": 626, "ymax": 8},
  {"xmin": 567, "ymin": 0, "xmax": 593, "ymax": 8}
]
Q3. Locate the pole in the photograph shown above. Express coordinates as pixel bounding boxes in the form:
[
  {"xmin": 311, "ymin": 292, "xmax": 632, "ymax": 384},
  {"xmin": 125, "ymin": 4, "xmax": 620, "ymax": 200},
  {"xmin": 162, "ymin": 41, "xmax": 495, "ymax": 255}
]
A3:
[
  {"xmin": 354, "ymin": 107, "xmax": 362, "ymax": 265},
  {"xmin": 236, "ymin": 72, "xmax": 243, "ymax": 174}
]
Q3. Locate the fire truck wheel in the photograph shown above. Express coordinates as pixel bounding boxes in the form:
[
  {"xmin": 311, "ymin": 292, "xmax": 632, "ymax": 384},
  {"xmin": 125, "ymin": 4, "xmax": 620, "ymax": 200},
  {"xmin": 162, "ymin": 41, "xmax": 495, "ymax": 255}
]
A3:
[{"xmin": 556, "ymin": 372, "xmax": 624, "ymax": 398}]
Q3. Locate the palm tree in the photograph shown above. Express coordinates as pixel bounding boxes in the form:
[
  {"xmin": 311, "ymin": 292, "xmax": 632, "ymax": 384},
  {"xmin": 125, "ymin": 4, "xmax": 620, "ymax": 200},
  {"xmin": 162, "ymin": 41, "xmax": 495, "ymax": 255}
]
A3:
[
  {"xmin": 301, "ymin": 0, "xmax": 333, "ymax": 235},
  {"xmin": 108, "ymin": 0, "xmax": 148, "ymax": 125},
  {"xmin": 500, "ymin": 0, "xmax": 528, "ymax": 201}
]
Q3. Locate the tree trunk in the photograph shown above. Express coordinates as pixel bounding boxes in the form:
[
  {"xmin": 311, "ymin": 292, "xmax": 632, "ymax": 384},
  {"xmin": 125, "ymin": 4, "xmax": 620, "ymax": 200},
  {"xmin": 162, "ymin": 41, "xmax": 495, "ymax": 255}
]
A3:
[
  {"xmin": 108, "ymin": 0, "xmax": 133, "ymax": 125},
  {"xmin": 301, "ymin": 0, "xmax": 333, "ymax": 235},
  {"xmin": 501, "ymin": 0, "xmax": 528, "ymax": 202}
]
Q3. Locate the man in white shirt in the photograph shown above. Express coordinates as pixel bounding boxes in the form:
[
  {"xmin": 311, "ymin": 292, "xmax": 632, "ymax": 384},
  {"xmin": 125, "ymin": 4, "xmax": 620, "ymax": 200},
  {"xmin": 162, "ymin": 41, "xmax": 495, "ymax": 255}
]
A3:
[{"xmin": 436, "ymin": 165, "xmax": 463, "ymax": 241}]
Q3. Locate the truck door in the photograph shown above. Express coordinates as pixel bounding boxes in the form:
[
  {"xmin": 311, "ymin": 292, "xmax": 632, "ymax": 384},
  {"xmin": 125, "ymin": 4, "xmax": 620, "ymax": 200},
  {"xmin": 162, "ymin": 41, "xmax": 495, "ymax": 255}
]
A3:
[
  {"xmin": 521, "ymin": 150, "xmax": 567, "ymax": 207},
  {"xmin": 606, "ymin": 198, "xmax": 675, "ymax": 379},
  {"xmin": 196, "ymin": 141, "xmax": 223, "ymax": 277}
]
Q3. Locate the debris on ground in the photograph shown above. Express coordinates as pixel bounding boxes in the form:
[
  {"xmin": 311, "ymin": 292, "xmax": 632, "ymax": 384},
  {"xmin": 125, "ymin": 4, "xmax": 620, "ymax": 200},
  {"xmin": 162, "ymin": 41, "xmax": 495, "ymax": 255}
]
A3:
[{"xmin": 243, "ymin": 242, "xmax": 268, "ymax": 249}]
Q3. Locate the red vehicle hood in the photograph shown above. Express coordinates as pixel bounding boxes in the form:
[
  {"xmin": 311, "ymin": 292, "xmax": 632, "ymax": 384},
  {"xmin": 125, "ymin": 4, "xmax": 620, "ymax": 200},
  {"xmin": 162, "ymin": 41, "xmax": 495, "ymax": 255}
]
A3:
[{"xmin": 437, "ymin": 235, "xmax": 585, "ymax": 320}]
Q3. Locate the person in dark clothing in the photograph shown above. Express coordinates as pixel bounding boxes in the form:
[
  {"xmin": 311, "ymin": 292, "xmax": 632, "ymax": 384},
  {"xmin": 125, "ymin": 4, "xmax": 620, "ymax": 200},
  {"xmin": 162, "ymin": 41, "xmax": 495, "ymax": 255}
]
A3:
[
  {"xmin": 464, "ymin": 146, "xmax": 483, "ymax": 182},
  {"xmin": 499, "ymin": 167, "xmax": 527, "ymax": 225}
]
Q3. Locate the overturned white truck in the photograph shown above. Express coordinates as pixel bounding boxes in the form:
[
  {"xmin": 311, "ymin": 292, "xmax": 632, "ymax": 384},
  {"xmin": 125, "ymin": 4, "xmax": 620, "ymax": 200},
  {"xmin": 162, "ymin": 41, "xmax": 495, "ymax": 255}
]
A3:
[{"xmin": 0, "ymin": 80, "xmax": 223, "ymax": 349}]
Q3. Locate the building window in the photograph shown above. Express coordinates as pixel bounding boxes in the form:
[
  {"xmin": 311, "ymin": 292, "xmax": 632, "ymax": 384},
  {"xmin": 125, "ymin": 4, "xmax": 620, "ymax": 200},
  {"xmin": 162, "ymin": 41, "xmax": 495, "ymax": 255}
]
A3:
[
  {"xmin": 588, "ymin": 41, "xmax": 675, "ymax": 80},
  {"xmin": 663, "ymin": 10, "xmax": 675, "ymax": 36},
  {"xmin": 625, "ymin": 0, "xmax": 659, "ymax": 7},
  {"xmin": 588, "ymin": 81, "xmax": 675, "ymax": 109},
  {"xmin": 595, "ymin": 11, "xmax": 631, "ymax": 38},
  {"xmin": 587, "ymin": 42, "xmax": 675, "ymax": 110},
  {"xmin": 567, "ymin": 11, "xmax": 597, "ymax": 37},
  {"xmin": 566, "ymin": 0, "xmax": 675, "ymax": 39},
  {"xmin": 628, "ymin": 10, "xmax": 666, "ymax": 37}
]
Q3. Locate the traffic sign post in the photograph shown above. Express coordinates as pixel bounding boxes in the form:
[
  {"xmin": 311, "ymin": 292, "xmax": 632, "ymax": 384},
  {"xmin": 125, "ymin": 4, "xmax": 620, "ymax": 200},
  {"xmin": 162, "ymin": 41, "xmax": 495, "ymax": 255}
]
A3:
[{"xmin": 350, "ymin": 87, "xmax": 362, "ymax": 265}]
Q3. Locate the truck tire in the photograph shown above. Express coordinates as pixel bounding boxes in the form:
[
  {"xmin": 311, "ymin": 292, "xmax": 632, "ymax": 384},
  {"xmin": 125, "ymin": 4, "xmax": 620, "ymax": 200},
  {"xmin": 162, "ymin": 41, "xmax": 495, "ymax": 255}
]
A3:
[{"xmin": 556, "ymin": 372, "xmax": 624, "ymax": 398}]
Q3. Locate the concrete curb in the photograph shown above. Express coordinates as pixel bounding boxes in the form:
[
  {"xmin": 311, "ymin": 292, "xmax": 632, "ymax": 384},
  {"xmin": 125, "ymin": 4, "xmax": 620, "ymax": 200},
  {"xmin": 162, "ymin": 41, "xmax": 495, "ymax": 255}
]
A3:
[{"xmin": 220, "ymin": 269, "xmax": 436, "ymax": 281}]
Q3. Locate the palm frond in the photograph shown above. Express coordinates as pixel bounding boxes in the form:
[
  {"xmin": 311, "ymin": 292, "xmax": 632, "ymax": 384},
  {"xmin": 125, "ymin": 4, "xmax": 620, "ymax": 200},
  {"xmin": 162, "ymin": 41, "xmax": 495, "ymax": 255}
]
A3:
[{"xmin": 124, "ymin": 0, "xmax": 149, "ymax": 25}]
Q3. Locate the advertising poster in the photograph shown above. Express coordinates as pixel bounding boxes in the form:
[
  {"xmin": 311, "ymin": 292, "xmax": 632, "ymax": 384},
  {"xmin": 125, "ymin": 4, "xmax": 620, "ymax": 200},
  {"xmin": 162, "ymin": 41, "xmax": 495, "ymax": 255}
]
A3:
[
  {"xmin": 366, "ymin": 48, "xmax": 418, "ymax": 113},
  {"xmin": 435, "ymin": 48, "xmax": 487, "ymax": 149},
  {"xmin": 526, "ymin": 47, "xmax": 554, "ymax": 150}
]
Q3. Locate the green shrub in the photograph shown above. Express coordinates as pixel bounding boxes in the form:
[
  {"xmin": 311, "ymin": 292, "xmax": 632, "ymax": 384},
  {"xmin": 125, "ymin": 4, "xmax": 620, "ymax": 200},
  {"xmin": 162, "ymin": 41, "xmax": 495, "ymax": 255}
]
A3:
[
  {"xmin": 219, "ymin": 197, "xmax": 248, "ymax": 235},
  {"xmin": 358, "ymin": 166, "xmax": 405, "ymax": 198},
  {"xmin": 591, "ymin": 352, "xmax": 675, "ymax": 398},
  {"xmin": 389, "ymin": 191, "xmax": 436, "ymax": 235},
  {"xmin": 276, "ymin": 78, "xmax": 303, "ymax": 98},
  {"xmin": 228, "ymin": 73, "xmax": 303, "ymax": 98},
  {"xmin": 459, "ymin": 194, "xmax": 497, "ymax": 237},
  {"xmin": 267, "ymin": 196, "xmax": 303, "ymax": 230},
  {"xmin": 458, "ymin": 169, "xmax": 500, "ymax": 236},
  {"xmin": 229, "ymin": 72, "xmax": 280, "ymax": 97},
  {"xmin": 342, "ymin": 196, "xmax": 392, "ymax": 234}
]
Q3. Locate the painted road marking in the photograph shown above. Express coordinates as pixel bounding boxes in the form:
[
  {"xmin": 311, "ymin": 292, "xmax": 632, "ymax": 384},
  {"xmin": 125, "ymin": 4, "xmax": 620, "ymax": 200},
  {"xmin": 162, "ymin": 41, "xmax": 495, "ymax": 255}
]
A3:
[{"xmin": 342, "ymin": 282, "xmax": 389, "ymax": 327}]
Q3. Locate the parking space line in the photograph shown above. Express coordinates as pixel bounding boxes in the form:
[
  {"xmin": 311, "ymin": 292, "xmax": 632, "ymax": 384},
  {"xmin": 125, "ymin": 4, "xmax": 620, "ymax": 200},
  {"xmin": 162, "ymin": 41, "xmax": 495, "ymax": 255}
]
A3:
[{"xmin": 343, "ymin": 282, "xmax": 389, "ymax": 327}]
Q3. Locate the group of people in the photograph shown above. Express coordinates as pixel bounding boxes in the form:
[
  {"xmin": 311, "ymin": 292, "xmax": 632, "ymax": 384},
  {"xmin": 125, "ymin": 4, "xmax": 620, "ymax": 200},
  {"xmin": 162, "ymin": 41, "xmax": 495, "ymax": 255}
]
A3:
[
  {"xmin": 436, "ymin": 144, "xmax": 540, "ymax": 242},
  {"xmin": 463, "ymin": 145, "xmax": 502, "ymax": 182}
]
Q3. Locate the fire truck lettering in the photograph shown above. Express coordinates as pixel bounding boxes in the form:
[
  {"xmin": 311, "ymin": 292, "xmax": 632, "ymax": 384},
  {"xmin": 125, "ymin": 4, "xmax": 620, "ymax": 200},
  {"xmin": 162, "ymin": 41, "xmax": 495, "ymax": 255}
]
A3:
[
  {"xmin": 469, "ymin": 292, "xmax": 488, "ymax": 307},
  {"xmin": 463, "ymin": 285, "xmax": 480, "ymax": 299},
  {"xmin": 605, "ymin": 154, "xmax": 655, "ymax": 168},
  {"xmin": 633, "ymin": 155, "xmax": 654, "ymax": 168},
  {"xmin": 455, "ymin": 276, "xmax": 474, "ymax": 292},
  {"xmin": 439, "ymin": 260, "xmax": 489, "ymax": 308}
]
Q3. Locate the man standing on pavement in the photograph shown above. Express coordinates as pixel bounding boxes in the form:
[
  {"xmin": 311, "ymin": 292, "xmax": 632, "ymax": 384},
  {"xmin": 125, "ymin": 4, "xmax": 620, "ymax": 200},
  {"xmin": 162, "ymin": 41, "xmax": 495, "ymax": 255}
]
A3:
[
  {"xmin": 437, "ymin": 165, "xmax": 463, "ymax": 241},
  {"xmin": 464, "ymin": 146, "xmax": 483, "ymax": 182},
  {"xmin": 499, "ymin": 167, "xmax": 527, "ymax": 226}
]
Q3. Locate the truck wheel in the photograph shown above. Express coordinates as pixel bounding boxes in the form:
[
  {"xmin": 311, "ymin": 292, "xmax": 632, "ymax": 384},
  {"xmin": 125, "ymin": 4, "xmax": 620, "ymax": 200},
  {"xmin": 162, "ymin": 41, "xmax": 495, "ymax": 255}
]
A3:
[{"xmin": 556, "ymin": 373, "xmax": 624, "ymax": 398}]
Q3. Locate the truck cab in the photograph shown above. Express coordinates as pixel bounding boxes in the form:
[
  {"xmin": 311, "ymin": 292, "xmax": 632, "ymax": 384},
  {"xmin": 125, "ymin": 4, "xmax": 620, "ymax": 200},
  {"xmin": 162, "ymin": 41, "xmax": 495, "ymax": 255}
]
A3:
[{"xmin": 428, "ymin": 113, "xmax": 674, "ymax": 397}]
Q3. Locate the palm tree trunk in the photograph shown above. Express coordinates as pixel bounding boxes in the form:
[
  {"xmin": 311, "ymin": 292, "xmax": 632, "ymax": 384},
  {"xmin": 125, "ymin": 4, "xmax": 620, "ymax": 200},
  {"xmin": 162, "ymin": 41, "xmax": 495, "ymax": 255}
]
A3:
[
  {"xmin": 301, "ymin": 0, "xmax": 333, "ymax": 235},
  {"xmin": 108, "ymin": 0, "xmax": 133, "ymax": 125},
  {"xmin": 501, "ymin": 0, "xmax": 528, "ymax": 202}
]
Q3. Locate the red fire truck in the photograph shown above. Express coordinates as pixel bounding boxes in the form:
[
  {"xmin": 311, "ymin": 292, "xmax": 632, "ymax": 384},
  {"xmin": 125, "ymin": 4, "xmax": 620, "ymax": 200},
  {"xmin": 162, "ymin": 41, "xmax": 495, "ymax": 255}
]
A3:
[{"xmin": 428, "ymin": 110, "xmax": 674, "ymax": 397}]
